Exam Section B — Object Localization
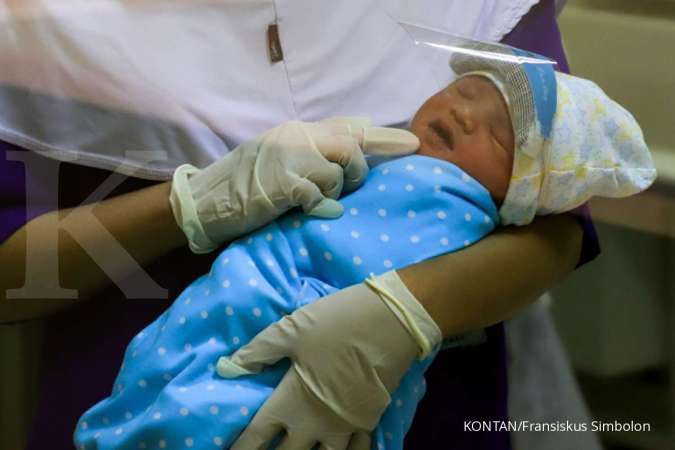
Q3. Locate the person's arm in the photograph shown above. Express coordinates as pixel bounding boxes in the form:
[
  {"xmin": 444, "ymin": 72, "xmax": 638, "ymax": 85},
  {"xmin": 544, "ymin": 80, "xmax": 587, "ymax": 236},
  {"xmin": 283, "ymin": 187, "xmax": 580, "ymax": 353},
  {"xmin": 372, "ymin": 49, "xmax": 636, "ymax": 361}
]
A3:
[
  {"xmin": 0, "ymin": 119, "xmax": 419, "ymax": 324},
  {"xmin": 399, "ymin": 213, "xmax": 583, "ymax": 337},
  {"xmin": 0, "ymin": 181, "xmax": 187, "ymax": 323},
  {"xmin": 219, "ymin": 213, "xmax": 584, "ymax": 449}
]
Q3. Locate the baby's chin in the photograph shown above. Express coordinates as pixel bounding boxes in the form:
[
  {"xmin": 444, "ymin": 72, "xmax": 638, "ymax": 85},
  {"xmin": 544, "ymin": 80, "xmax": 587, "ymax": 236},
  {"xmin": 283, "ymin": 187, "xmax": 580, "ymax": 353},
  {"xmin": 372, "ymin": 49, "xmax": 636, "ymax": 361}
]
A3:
[
  {"xmin": 411, "ymin": 141, "xmax": 508, "ymax": 208},
  {"xmin": 413, "ymin": 140, "xmax": 455, "ymax": 164}
]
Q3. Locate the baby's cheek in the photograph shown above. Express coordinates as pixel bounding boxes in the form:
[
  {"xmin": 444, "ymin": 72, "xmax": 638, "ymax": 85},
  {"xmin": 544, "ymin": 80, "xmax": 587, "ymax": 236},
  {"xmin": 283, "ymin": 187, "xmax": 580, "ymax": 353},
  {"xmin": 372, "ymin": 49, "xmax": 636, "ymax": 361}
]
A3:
[
  {"xmin": 415, "ymin": 144, "xmax": 453, "ymax": 163},
  {"xmin": 485, "ymin": 158, "xmax": 513, "ymax": 206}
]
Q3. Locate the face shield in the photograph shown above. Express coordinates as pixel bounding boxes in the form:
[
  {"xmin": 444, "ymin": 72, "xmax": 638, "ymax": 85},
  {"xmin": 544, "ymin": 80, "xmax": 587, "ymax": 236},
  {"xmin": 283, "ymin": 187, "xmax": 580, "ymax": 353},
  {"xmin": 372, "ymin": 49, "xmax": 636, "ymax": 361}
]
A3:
[
  {"xmin": 0, "ymin": 3, "xmax": 556, "ymax": 179},
  {"xmin": 399, "ymin": 21, "xmax": 558, "ymax": 155}
]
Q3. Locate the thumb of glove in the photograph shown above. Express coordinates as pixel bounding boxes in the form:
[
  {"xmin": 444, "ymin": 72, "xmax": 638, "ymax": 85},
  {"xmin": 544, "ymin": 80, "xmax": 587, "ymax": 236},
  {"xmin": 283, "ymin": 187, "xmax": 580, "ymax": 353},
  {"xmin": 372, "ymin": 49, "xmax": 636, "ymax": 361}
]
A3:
[
  {"xmin": 291, "ymin": 174, "xmax": 345, "ymax": 219},
  {"xmin": 347, "ymin": 431, "xmax": 372, "ymax": 450},
  {"xmin": 307, "ymin": 197, "xmax": 344, "ymax": 218},
  {"xmin": 217, "ymin": 321, "xmax": 294, "ymax": 378}
]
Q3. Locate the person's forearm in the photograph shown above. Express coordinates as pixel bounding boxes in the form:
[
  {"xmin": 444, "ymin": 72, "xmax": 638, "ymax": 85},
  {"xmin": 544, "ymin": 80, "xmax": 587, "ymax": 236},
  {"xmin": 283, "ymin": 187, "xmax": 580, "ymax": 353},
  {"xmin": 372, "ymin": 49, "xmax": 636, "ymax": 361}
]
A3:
[
  {"xmin": 398, "ymin": 214, "xmax": 583, "ymax": 337},
  {"xmin": 0, "ymin": 181, "xmax": 187, "ymax": 322}
]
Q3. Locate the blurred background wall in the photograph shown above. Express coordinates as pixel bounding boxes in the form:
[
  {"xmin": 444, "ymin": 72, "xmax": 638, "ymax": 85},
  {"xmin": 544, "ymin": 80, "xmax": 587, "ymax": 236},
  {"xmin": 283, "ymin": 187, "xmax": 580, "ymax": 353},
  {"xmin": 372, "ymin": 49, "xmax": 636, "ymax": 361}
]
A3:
[{"xmin": 550, "ymin": 1, "xmax": 675, "ymax": 449}]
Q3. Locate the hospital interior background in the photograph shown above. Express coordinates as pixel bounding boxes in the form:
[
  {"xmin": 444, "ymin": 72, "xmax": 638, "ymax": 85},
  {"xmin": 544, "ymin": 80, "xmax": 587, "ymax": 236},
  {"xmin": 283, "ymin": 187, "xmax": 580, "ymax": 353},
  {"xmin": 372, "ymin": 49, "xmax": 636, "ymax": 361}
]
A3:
[{"xmin": 1, "ymin": 0, "xmax": 674, "ymax": 449}]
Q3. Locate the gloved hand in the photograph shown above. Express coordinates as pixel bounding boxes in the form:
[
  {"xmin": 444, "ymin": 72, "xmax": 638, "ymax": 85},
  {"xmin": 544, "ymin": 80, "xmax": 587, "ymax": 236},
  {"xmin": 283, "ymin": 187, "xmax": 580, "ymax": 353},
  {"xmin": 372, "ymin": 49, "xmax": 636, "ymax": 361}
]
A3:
[
  {"xmin": 216, "ymin": 271, "xmax": 443, "ymax": 450},
  {"xmin": 170, "ymin": 117, "xmax": 419, "ymax": 253}
]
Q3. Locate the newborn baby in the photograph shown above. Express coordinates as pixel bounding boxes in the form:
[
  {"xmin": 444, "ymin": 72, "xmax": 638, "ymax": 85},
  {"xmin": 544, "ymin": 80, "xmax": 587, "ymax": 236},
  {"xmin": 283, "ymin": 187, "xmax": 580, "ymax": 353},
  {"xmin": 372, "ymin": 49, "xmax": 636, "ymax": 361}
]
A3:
[
  {"xmin": 74, "ymin": 56, "xmax": 656, "ymax": 450},
  {"xmin": 412, "ymin": 74, "xmax": 515, "ymax": 208},
  {"xmin": 414, "ymin": 66, "xmax": 657, "ymax": 225}
]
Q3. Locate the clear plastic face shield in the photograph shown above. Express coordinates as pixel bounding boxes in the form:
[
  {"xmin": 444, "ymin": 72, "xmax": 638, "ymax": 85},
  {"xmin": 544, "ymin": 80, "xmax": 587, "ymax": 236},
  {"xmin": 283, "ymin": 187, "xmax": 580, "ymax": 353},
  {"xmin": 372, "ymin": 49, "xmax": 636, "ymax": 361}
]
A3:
[
  {"xmin": 399, "ymin": 21, "xmax": 557, "ymax": 67},
  {"xmin": 0, "ymin": 4, "xmax": 556, "ymax": 179},
  {"xmin": 397, "ymin": 22, "xmax": 558, "ymax": 160}
]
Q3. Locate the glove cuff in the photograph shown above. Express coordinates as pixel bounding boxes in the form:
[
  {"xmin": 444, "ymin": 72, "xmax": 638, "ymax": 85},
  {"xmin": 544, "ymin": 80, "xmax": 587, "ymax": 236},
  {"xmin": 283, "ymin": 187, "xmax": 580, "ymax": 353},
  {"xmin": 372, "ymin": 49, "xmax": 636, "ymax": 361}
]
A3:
[
  {"xmin": 365, "ymin": 271, "xmax": 443, "ymax": 359},
  {"xmin": 169, "ymin": 164, "xmax": 219, "ymax": 254}
]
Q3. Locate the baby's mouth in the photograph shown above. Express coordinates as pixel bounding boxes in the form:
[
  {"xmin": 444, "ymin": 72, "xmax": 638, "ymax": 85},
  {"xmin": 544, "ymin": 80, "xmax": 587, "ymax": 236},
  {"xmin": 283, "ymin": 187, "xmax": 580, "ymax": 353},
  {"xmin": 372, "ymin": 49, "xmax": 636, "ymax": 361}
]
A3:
[{"xmin": 426, "ymin": 119, "xmax": 454, "ymax": 152}]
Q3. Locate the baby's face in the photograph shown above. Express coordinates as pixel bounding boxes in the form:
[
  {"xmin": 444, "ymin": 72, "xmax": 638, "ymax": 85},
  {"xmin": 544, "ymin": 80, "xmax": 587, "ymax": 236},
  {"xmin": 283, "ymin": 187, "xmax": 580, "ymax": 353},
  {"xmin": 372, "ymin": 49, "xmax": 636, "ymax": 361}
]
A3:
[{"xmin": 410, "ymin": 75, "xmax": 515, "ymax": 205}]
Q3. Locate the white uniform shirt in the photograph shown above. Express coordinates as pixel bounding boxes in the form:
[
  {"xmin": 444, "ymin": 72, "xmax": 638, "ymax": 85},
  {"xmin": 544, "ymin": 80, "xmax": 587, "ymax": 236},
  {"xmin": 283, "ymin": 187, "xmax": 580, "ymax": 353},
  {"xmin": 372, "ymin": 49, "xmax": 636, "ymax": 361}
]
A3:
[{"xmin": 0, "ymin": 0, "xmax": 539, "ymax": 178}]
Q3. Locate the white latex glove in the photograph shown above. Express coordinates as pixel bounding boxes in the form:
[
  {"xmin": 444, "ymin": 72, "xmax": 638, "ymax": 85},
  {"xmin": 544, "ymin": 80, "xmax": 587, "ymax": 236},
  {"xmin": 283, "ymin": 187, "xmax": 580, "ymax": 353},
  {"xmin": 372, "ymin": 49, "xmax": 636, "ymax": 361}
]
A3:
[
  {"xmin": 170, "ymin": 117, "xmax": 419, "ymax": 253},
  {"xmin": 217, "ymin": 271, "xmax": 443, "ymax": 450}
]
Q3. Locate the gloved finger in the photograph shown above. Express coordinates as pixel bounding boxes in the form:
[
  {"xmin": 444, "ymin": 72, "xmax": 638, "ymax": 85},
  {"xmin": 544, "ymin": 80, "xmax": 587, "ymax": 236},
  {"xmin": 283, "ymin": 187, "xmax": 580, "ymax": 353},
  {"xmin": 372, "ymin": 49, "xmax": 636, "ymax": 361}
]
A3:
[
  {"xmin": 313, "ymin": 118, "xmax": 370, "ymax": 191},
  {"xmin": 317, "ymin": 118, "xmax": 419, "ymax": 156},
  {"xmin": 230, "ymin": 412, "xmax": 285, "ymax": 450},
  {"xmin": 346, "ymin": 431, "xmax": 371, "ymax": 450},
  {"xmin": 359, "ymin": 127, "xmax": 420, "ymax": 156},
  {"xmin": 240, "ymin": 368, "xmax": 312, "ymax": 450},
  {"xmin": 311, "ymin": 134, "xmax": 368, "ymax": 192},
  {"xmin": 290, "ymin": 173, "xmax": 345, "ymax": 219},
  {"xmin": 276, "ymin": 368, "xmax": 355, "ymax": 450},
  {"xmin": 277, "ymin": 431, "xmax": 317, "ymax": 450},
  {"xmin": 216, "ymin": 320, "xmax": 294, "ymax": 378},
  {"xmin": 298, "ymin": 157, "xmax": 345, "ymax": 200},
  {"xmin": 317, "ymin": 434, "xmax": 351, "ymax": 450},
  {"xmin": 318, "ymin": 116, "xmax": 372, "ymax": 130},
  {"xmin": 307, "ymin": 198, "xmax": 344, "ymax": 219}
]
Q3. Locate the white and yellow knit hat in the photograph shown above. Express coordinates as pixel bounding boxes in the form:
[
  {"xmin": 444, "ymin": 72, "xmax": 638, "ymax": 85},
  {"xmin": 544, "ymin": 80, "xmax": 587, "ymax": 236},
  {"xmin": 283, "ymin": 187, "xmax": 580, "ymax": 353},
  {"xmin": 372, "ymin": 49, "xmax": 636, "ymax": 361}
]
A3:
[{"xmin": 451, "ymin": 44, "xmax": 657, "ymax": 225}]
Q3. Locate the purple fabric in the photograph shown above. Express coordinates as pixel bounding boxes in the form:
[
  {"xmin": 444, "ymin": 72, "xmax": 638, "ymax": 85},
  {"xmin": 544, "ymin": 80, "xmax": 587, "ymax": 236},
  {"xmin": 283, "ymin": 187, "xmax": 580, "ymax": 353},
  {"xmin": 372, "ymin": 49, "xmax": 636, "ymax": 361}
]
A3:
[
  {"xmin": 0, "ymin": 149, "xmax": 45, "ymax": 243},
  {"xmin": 0, "ymin": 1, "xmax": 599, "ymax": 449}
]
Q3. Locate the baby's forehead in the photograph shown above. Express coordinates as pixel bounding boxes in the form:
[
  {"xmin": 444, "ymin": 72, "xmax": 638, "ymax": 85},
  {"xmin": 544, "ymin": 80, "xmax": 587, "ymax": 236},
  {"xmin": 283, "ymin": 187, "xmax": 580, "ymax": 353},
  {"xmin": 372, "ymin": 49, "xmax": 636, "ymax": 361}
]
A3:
[
  {"xmin": 448, "ymin": 74, "xmax": 499, "ymax": 93},
  {"xmin": 442, "ymin": 76, "xmax": 507, "ymax": 112}
]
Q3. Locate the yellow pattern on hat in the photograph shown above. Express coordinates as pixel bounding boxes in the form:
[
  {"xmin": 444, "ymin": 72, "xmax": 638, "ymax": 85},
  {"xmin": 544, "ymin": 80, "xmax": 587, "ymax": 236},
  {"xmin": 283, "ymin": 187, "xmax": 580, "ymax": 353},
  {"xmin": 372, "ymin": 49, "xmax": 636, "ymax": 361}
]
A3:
[{"xmin": 499, "ymin": 72, "xmax": 656, "ymax": 225}]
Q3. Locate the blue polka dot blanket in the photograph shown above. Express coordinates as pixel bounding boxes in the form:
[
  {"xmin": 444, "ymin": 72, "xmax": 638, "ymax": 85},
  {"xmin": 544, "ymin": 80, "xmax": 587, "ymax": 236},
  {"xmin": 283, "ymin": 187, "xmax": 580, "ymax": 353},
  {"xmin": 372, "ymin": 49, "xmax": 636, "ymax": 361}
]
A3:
[{"xmin": 75, "ymin": 155, "xmax": 499, "ymax": 450}]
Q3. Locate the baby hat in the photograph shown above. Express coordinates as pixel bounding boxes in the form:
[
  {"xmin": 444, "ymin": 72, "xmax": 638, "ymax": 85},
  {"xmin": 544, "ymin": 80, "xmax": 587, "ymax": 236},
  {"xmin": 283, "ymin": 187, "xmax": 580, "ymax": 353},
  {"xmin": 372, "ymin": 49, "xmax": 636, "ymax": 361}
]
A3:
[{"xmin": 450, "ymin": 43, "xmax": 657, "ymax": 225}]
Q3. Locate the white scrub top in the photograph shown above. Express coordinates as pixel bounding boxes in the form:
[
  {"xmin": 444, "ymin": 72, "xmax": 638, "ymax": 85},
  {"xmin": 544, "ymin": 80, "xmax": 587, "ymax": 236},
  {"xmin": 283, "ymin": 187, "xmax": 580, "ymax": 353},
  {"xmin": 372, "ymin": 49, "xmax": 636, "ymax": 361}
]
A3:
[{"xmin": 0, "ymin": 0, "xmax": 539, "ymax": 179}]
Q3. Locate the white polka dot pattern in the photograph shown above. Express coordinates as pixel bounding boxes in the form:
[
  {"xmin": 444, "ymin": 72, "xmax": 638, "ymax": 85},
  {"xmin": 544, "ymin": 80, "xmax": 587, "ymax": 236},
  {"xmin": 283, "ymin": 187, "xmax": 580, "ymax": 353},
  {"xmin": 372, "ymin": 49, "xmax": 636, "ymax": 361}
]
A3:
[{"xmin": 74, "ymin": 156, "xmax": 498, "ymax": 450}]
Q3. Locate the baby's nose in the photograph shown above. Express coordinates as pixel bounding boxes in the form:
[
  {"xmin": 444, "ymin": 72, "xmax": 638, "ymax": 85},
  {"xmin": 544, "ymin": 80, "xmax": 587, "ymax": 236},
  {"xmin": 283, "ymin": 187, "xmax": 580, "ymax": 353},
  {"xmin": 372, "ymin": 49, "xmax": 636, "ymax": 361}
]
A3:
[{"xmin": 452, "ymin": 107, "xmax": 476, "ymax": 134}]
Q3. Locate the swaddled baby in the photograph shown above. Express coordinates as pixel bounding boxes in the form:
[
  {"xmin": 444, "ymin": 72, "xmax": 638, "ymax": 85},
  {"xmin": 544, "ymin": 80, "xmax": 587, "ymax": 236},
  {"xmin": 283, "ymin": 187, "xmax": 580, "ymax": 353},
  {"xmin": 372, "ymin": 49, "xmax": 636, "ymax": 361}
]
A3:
[{"xmin": 74, "ymin": 53, "xmax": 656, "ymax": 450}]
